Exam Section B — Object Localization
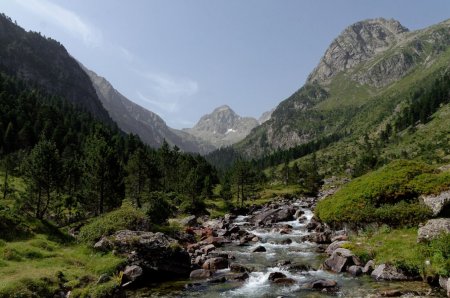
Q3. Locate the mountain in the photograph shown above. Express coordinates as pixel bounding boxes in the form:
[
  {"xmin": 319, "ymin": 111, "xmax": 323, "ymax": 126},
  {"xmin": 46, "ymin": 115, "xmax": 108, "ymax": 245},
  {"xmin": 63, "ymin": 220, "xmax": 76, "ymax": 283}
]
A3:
[
  {"xmin": 83, "ymin": 67, "xmax": 214, "ymax": 153},
  {"xmin": 0, "ymin": 14, "xmax": 112, "ymax": 124},
  {"xmin": 184, "ymin": 105, "xmax": 260, "ymax": 148},
  {"xmin": 235, "ymin": 17, "xmax": 450, "ymax": 161},
  {"xmin": 258, "ymin": 109, "xmax": 274, "ymax": 124}
]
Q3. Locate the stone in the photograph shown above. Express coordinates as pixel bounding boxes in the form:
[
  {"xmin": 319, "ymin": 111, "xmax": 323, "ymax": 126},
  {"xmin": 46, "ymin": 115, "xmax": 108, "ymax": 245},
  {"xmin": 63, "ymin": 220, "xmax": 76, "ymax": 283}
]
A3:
[
  {"xmin": 347, "ymin": 265, "xmax": 363, "ymax": 276},
  {"xmin": 252, "ymin": 245, "xmax": 266, "ymax": 253},
  {"xmin": 122, "ymin": 265, "xmax": 143, "ymax": 284},
  {"xmin": 420, "ymin": 190, "xmax": 450, "ymax": 216},
  {"xmin": 93, "ymin": 237, "xmax": 113, "ymax": 251},
  {"xmin": 200, "ymin": 244, "xmax": 216, "ymax": 254},
  {"xmin": 417, "ymin": 218, "xmax": 450, "ymax": 242},
  {"xmin": 294, "ymin": 209, "xmax": 304, "ymax": 219},
  {"xmin": 273, "ymin": 278, "xmax": 296, "ymax": 285},
  {"xmin": 250, "ymin": 206, "xmax": 295, "ymax": 227},
  {"xmin": 331, "ymin": 234, "xmax": 348, "ymax": 242},
  {"xmin": 362, "ymin": 260, "xmax": 375, "ymax": 274},
  {"xmin": 280, "ymin": 238, "xmax": 292, "ymax": 245},
  {"xmin": 439, "ymin": 276, "xmax": 450, "ymax": 297},
  {"xmin": 229, "ymin": 263, "xmax": 251, "ymax": 273},
  {"xmin": 203, "ymin": 236, "xmax": 230, "ymax": 247},
  {"xmin": 202, "ymin": 257, "xmax": 228, "ymax": 271},
  {"xmin": 173, "ymin": 215, "xmax": 197, "ymax": 227},
  {"xmin": 323, "ymin": 248, "xmax": 361, "ymax": 273},
  {"xmin": 189, "ymin": 269, "xmax": 213, "ymax": 279},
  {"xmin": 268, "ymin": 272, "xmax": 287, "ymax": 282},
  {"xmin": 308, "ymin": 279, "xmax": 337, "ymax": 289},
  {"xmin": 98, "ymin": 230, "xmax": 191, "ymax": 280},
  {"xmin": 371, "ymin": 264, "xmax": 417, "ymax": 281},
  {"xmin": 208, "ymin": 276, "xmax": 227, "ymax": 283},
  {"xmin": 231, "ymin": 272, "xmax": 249, "ymax": 281},
  {"xmin": 325, "ymin": 241, "xmax": 350, "ymax": 255}
]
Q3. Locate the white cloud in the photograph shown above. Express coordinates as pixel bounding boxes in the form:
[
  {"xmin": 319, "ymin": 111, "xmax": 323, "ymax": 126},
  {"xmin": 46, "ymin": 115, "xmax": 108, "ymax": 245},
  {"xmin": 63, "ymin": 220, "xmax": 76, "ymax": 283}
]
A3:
[
  {"xmin": 134, "ymin": 71, "xmax": 198, "ymax": 114},
  {"xmin": 137, "ymin": 91, "xmax": 179, "ymax": 113},
  {"xmin": 142, "ymin": 72, "xmax": 199, "ymax": 98},
  {"xmin": 118, "ymin": 46, "xmax": 134, "ymax": 62},
  {"xmin": 14, "ymin": 0, "xmax": 102, "ymax": 47}
]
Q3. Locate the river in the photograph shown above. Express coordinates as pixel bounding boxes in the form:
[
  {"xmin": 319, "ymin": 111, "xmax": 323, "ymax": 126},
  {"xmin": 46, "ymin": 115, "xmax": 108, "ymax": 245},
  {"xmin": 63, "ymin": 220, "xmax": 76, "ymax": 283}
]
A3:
[{"xmin": 132, "ymin": 200, "xmax": 436, "ymax": 297}]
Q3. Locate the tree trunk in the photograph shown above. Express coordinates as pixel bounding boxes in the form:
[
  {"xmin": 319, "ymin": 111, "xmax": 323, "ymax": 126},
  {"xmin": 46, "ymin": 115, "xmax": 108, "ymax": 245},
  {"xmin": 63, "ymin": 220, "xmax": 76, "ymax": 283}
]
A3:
[
  {"xmin": 36, "ymin": 188, "xmax": 42, "ymax": 219},
  {"xmin": 99, "ymin": 179, "xmax": 104, "ymax": 214}
]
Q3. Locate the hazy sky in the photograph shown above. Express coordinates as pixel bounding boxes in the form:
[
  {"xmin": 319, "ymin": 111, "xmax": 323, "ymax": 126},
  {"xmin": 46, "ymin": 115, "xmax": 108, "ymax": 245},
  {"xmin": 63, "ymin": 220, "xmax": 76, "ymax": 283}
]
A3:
[{"xmin": 2, "ymin": 1, "xmax": 450, "ymax": 128}]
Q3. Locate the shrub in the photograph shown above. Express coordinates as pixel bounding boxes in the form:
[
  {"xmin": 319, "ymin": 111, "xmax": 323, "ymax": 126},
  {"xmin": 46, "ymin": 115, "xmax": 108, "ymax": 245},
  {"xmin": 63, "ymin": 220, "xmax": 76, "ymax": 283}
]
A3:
[
  {"xmin": 78, "ymin": 203, "xmax": 147, "ymax": 244},
  {"xmin": 144, "ymin": 192, "xmax": 174, "ymax": 224},
  {"xmin": 315, "ymin": 160, "xmax": 443, "ymax": 226}
]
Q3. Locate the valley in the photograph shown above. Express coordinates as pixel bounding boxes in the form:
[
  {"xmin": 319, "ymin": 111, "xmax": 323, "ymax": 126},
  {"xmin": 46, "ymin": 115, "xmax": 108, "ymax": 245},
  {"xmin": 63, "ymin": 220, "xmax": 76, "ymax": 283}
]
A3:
[{"xmin": 0, "ymin": 8, "xmax": 449, "ymax": 298}]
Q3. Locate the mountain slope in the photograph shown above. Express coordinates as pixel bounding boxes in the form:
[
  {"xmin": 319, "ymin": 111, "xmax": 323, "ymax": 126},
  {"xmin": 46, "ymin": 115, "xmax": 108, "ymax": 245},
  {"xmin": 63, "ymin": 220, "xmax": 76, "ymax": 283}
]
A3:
[
  {"xmin": 235, "ymin": 18, "xmax": 450, "ymax": 158},
  {"xmin": 0, "ymin": 13, "xmax": 112, "ymax": 124},
  {"xmin": 84, "ymin": 67, "xmax": 214, "ymax": 153},
  {"xmin": 184, "ymin": 105, "xmax": 259, "ymax": 148}
]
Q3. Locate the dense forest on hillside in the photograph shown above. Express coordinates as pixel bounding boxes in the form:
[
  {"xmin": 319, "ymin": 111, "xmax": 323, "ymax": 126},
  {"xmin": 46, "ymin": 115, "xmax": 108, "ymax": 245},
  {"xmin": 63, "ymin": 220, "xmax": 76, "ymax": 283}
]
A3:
[{"xmin": 0, "ymin": 72, "xmax": 217, "ymax": 226}]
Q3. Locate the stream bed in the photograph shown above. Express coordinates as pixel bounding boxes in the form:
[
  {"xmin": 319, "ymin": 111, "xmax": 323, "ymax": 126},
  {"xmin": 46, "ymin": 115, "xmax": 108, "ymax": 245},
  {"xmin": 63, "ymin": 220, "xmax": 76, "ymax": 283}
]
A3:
[{"xmin": 131, "ymin": 201, "xmax": 439, "ymax": 297}]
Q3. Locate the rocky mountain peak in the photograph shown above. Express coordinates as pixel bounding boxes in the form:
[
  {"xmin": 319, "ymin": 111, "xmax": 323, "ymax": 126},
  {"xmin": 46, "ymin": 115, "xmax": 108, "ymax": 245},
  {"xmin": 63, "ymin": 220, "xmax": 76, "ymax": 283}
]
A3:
[
  {"xmin": 184, "ymin": 105, "xmax": 259, "ymax": 148},
  {"xmin": 307, "ymin": 18, "xmax": 409, "ymax": 84}
]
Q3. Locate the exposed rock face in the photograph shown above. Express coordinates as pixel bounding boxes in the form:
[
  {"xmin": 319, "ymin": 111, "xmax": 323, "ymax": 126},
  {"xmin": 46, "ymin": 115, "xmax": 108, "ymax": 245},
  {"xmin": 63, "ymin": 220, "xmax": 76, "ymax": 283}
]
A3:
[
  {"xmin": 95, "ymin": 230, "xmax": 191, "ymax": 280},
  {"xmin": 84, "ymin": 67, "xmax": 213, "ymax": 153},
  {"xmin": 420, "ymin": 190, "xmax": 450, "ymax": 216},
  {"xmin": 417, "ymin": 218, "xmax": 450, "ymax": 242},
  {"xmin": 184, "ymin": 105, "xmax": 259, "ymax": 148},
  {"xmin": 439, "ymin": 276, "xmax": 450, "ymax": 297},
  {"xmin": 307, "ymin": 18, "xmax": 408, "ymax": 85}
]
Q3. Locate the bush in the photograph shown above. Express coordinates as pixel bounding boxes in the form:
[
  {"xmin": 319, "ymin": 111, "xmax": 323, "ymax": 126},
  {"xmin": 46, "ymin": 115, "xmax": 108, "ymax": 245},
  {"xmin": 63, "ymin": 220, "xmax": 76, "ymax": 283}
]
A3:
[
  {"xmin": 422, "ymin": 233, "xmax": 450, "ymax": 276},
  {"xmin": 315, "ymin": 160, "xmax": 443, "ymax": 226},
  {"xmin": 78, "ymin": 203, "xmax": 147, "ymax": 244},
  {"xmin": 144, "ymin": 192, "xmax": 174, "ymax": 225},
  {"xmin": 0, "ymin": 210, "xmax": 32, "ymax": 240}
]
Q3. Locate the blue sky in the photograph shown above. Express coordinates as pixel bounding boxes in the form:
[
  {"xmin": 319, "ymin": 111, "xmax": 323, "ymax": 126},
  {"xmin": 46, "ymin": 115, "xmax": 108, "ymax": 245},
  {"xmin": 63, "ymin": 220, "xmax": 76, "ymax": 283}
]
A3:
[{"xmin": 2, "ymin": 0, "xmax": 450, "ymax": 128}]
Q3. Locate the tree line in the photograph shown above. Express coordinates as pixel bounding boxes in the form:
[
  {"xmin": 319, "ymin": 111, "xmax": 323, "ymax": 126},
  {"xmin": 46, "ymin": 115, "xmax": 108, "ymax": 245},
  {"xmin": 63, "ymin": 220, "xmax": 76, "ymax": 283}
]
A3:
[{"xmin": 0, "ymin": 72, "xmax": 217, "ymax": 225}]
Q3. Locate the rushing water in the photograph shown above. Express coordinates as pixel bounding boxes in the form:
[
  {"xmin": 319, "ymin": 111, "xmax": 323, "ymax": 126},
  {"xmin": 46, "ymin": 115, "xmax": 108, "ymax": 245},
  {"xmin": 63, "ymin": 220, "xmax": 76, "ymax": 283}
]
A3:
[{"xmin": 133, "ymin": 202, "xmax": 437, "ymax": 297}]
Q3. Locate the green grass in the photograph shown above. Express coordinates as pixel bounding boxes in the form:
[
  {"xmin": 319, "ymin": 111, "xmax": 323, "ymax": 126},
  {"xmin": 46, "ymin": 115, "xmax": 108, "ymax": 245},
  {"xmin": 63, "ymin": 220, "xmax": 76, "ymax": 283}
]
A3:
[
  {"xmin": 315, "ymin": 160, "xmax": 447, "ymax": 226},
  {"xmin": 78, "ymin": 202, "xmax": 147, "ymax": 244},
  {"xmin": 0, "ymin": 234, "xmax": 124, "ymax": 297},
  {"xmin": 347, "ymin": 227, "xmax": 423, "ymax": 275}
]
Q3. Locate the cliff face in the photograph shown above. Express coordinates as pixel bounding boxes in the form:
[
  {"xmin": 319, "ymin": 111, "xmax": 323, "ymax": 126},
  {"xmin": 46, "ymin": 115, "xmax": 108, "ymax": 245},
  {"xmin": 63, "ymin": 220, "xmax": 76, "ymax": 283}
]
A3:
[
  {"xmin": 307, "ymin": 18, "xmax": 409, "ymax": 85},
  {"xmin": 84, "ymin": 67, "xmax": 214, "ymax": 153},
  {"xmin": 235, "ymin": 18, "xmax": 450, "ymax": 157}
]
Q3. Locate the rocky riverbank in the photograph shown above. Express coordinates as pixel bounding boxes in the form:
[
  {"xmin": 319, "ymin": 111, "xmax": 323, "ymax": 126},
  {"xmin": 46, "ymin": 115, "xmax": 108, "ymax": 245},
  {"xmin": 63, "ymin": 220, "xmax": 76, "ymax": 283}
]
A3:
[{"xmin": 90, "ymin": 194, "xmax": 448, "ymax": 297}]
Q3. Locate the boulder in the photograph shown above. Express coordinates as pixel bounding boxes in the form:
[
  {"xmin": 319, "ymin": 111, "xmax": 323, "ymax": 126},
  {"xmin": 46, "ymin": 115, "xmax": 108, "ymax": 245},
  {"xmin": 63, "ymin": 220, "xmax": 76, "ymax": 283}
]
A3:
[
  {"xmin": 417, "ymin": 218, "xmax": 450, "ymax": 242},
  {"xmin": 250, "ymin": 206, "xmax": 295, "ymax": 227},
  {"xmin": 122, "ymin": 265, "xmax": 143, "ymax": 284},
  {"xmin": 98, "ymin": 230, "xmax": 191, "ymax": 280},
  {"xmin": 294, "ymin": 209, "xmax": 305, "ymax": 219},
  {"xmin": 347, "ymin": 265, "xmax": 363, "ymax": 276},
  {"xmin": 280, "ymin": 238, "xmax": 292, "ymax": 245},
  {"xmin": 268, "ymin": 272, "xmax": 287, "ymax": 282},
  {"xmin": 231, "ymin": 272, "xmax": 249, "ymax": 281},
  {"xmin": 273, "ymin": 277, "xmax": 296, "ymax": 285},
  {"xmin": 203, "ymin": 236, "xmax": 230, "ymax": 247},
  {"xmin": 371, "ymin": 264, "xmax": 418, "ymax": 281},
  {"xmin": 202, "ymin": 257, "xmax": 228, "ymax": 271},
  {"xmin": 208, "ymin": 276, "xmax": 226, "ymax": 283},
  {"xmin": 420, "ymin": 190, "xmax": 450, "ymax": 216},
  {"xmin": 200, "ymin": 244, "xmax": 216, "ymax": 254},
  {"xmin": 252, "ymin": 245, "xmax": 267, "ymax": 253},
  {"xmin": 94, "ymin": 237, "xmax": 112, "ymax": 251},
  {"xmin": 308, "ymin": 279, "xmax": 337, "ymax": 289},
  {"xmin": 230, "ymin": 263, "xmax": 251, "ymax": 273},
  {"xmin": 189, "ymin": 269, "xmax": 213, "ymax": 279},
  {"xmin": 362, "ymin": 260, "xmax": 375, "ymax": 274},
  {"xmin": 323, "ymin": 248, "xmax": 361, "ymax": 273},
  {"xmin": 439, "ymin": 276, "xmax": 450, "ymax": 297},
  {"xmin": 325, "ymin": 241, "xmax": 350, "ymax": 255}
]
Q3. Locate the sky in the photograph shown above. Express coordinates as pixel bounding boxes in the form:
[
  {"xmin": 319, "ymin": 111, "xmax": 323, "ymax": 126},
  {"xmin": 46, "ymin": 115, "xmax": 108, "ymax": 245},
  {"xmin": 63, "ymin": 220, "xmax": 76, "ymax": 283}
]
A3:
[{"xmin": 1, "ymin": 1, "xmax": 450, "ymax": 128}]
